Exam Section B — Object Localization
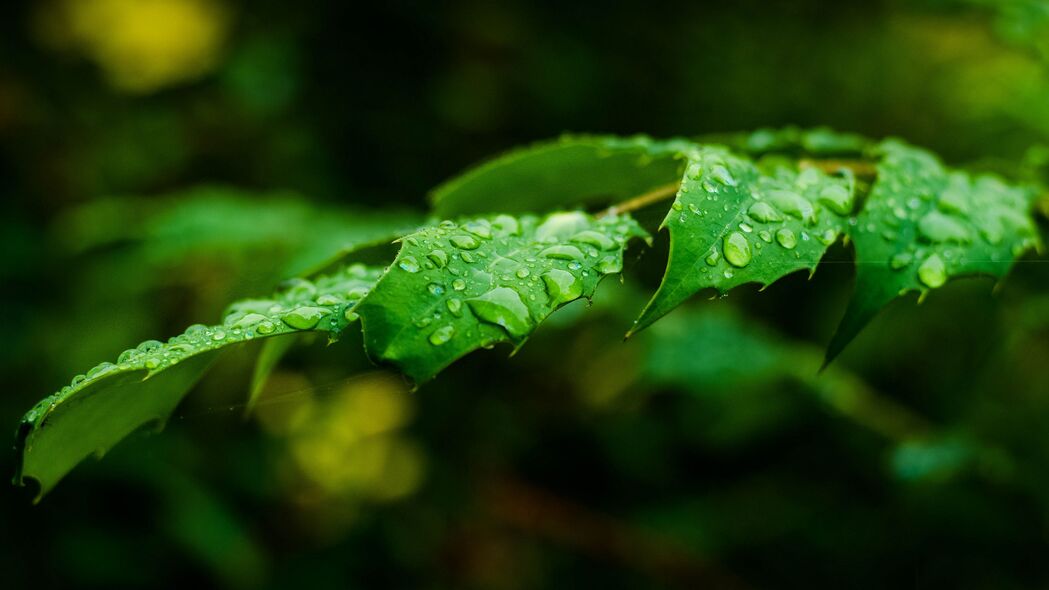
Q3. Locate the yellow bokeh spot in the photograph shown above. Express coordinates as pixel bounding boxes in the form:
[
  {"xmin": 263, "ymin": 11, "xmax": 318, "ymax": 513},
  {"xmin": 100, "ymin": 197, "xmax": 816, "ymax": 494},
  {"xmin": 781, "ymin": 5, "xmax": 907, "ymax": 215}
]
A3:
[
  {"xmin": 39, "ymin": 0, "xmax": 230, "ymax": 93},
  {"xmin": 281, "ymin": 373, "xmax": 426, "ymax": 501}
]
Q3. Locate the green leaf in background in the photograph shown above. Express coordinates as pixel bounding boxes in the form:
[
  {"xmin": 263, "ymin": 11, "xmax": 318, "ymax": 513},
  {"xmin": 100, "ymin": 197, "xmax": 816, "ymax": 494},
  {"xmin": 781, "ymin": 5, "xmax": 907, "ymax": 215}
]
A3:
[
  {"xmin": 430, "ymin": 135, "xmax": 693, "ymax": 217},
  {"xmin": 15, "ymin": 264, "xmax": 383, "ymax": 499},
  {"xmin": 631, "ymin": 146, "xmax": 856, "ymax": 334},
  {"xmin": 357, "ymin": 212, "xmax": 648, "ymax": 382},
  {"xmin": 825, "ymin": 140, "xmax": 1042, "ymax": 363},
  {"xmin": 55, "ymin": 186, "xmax": 423, "ymax": 276}
]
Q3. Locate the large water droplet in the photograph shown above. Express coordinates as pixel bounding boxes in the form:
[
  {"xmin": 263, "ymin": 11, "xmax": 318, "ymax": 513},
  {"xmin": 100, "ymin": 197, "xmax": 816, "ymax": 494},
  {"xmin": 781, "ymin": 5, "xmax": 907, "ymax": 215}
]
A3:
[
  {"xmin": 748, "ymin": 201, "xmax": 783, "ymax": 223},
  {"xmin": 449, "ymin": 235, "xmax": 480, "ymax": 250},
  {"xmin": 570, "ymin": 230, "xmax": 616, "ymax": 250},
  {"xmin": 542, "ymin": 269, "xmax": 583, "ymax": 307},
  {"xmin": 428, "ymin": 324, "xmax": 455, "ymax": 346},
  {"xmin": 918, "ymin": 211, "xmax": 971, "ymax": 244},
  {"xmin": 492, "ymin": 215, "xmax": 520, "ymax": 236},
  {"xmin": 398, "ymin": 256, "xmax": 421, "ymax": 273},
  {"xmin": 466, "ymin": 287, "xmax": 534, "ymax": 339},
  {"xmin": 596, "ymin": 256, "xmax": 621, "ymax": 274},
  {"xmin": 540, "ymin": 245, "xmax": 585, "ymax": 260},
  {"xmin": 775, "ymin": 228, "xmax": 797, "ymax": 249},
  {"xmin": 890, "ymin": 251, "xmax": 913, "ymax": 269},
  {"xmin": 817, "ymin": 184, "xmax": 854, "ymax": 215},
  {"xmin": 452, "ymin": 278, "xmax": 467, "ymax": 291},
  {"xmin": 282, "ymin": 306, "xmax": 329, "ymax": 329},
  {"xmin": 535, "ymin": 212, "xmax": 589, "ymax": 242},
  {"xmin": 463, "ymin": 220, "xmax": 493, "ymax": 239},
  {"xmin": 446, "ymin": 298, "xmax": 463, "ymax": 316},
  {"xmin": 256, "ymin": 320, "xmax": 276, "ymax": 334},
  {"xmin": 723, "ymin": 232, "xmax": 752, "ymax": 267},
  {"xmin": 710, "ymin": 164, "xmax": 737, "ymax": 186},
  {"xmin": 427, "ymin": 249, "xmax": 449, "ymax": 268},
  {"xmin": 918, "ymin": 254, "xmax": 947, "ymax": 288},
  {"xmin": 767, "ymin": 190, "xmax": 815, "ymax": 224}
]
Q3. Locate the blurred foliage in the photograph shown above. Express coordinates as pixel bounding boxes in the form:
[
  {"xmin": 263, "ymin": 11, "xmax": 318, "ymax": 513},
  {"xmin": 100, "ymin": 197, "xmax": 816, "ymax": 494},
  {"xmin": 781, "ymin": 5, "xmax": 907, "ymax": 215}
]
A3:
[{"xmin": 3, "ymin": 0, "xmax": 1049, "ymax": 589}]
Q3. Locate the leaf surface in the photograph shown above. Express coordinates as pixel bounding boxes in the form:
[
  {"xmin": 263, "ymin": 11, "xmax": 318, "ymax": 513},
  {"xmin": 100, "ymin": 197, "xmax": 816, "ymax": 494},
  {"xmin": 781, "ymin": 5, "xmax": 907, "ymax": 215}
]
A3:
[
  {"xmin": 431, "ymin": 135, "xmax": 692, "ymax": 217},
  {"xmin": 632, "ymin": 146, "xmax": 856, "ymax": 334},
  {"xmin": 357, "ymin": 212, "xmax": 648, "ymax": 381},
  {"xmin": 15, "ymin": 264, "xmax": 382, "ymax": 499},
  {"xmin": 825, "ymin": 140, "xmax": 1042, "ymax": 363}
]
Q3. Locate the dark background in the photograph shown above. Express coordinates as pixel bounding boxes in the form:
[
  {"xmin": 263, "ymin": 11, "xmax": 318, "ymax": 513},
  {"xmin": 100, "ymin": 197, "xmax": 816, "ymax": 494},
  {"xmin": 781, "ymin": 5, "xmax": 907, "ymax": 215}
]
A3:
[{"xmin": 2, "ymin": 0, "xmax": 1049, "ymax": 588}]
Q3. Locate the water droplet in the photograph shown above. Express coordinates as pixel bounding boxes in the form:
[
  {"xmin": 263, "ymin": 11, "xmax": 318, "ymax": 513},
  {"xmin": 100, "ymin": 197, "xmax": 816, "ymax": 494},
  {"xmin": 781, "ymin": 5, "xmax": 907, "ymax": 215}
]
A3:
[
  {"xmin": 466, "ymin": 287, "xmax": 534, "ymax": 339},
  {"xmin": 723, "ymin": 232, "xmax": 752, "ymax": 267},
  {"xmin": 710, "ymin": 164, "xmax": 737, "ymax": 186},
  {"xmin": 86, "ymin": 362, "xmax": 116, "ymax": 380},
  {"xmin": 596, "ymin": 256, "xmax": 622, "ymax": 274},
  {"xmin": 463, "ymin": 220, "xmax": 493, "ymax": 239},
  {"xmin": 428, "ymin": 324, "xmax": 455, "ymax": 346},
  {"xmin": 427, "ymin": 283, "xmax": 445, "ymax": 296},
  {"xmin": 446, "ymin": 298, "xmax": 463, "ymax": 316},
  {"xmin": 723, "ymin": 269, "xmax": 734, "ymax": 279},
  {"xmin": 136, "ymin": 340, "xmax": 163, "ymax": 353},
  {"xmin": 569, "ymin": 230, "xmax": 616, "ymax": 250},
  {"xmin": 758, "ymin": 230, "xmax": 772, "ymax": 243},
  {"xmin": 738, "ymin": 223, "xmax": 753, "ymax": 233},
  {"xmin": 211, "ymin": 330, "xmax": 227, "ymax": 341},
  {"xmin": 460, "ymin": 251, "xmax": 476, "ymax": 263},
  {"xmin": 343, "ymin": 309, "xmax": 360, "ymax": 322},
  {"xmin": 816, "ymin": 184, "xmax": 854, "ymax": 215},
  {"xmin": 767, "ymin": 190, "xmax": 815, "ymax": 223},
  {"xmin": 818, "ymin": 229, "xmax": 838, "ymax": 245},
  {"xmin": 918, "ymin": 254, "xmax": 947, "ymax": 288},
  {"xmin": 671, "ymin": 201, "xmax": 683, "ymax": 211},
  {"xmin": 452, "ymin": 278, "xmax": 467, "ymax": 291},
  {"xmin": 775, "ymin": 228, "xmax": 797, "ymax": 249},
  {"xmin": 918, "ymin": 211, "xmax": 971, "ymax": 244},
  {"xmin": 427, "ymin": 249, "xmax": 449, "ymax": 268},
  {"xmin": 748, "ymin": 201, "xmax": 783, "ymax": 223},
  {"xmin": 492, "ymin": 215, "xmax": 520, "ymax": 236},
  {"xmin": 540, "ymin": 245, "xmax": 585, "ymax": 260},
  {"xmin": 889, "ymin": 252, "xmax": 913, "ymax": 269},
  {"xmin": 542, "ymin": 269, "xmax": 583, "ymax": 306},
  {"xmin": 256, "ymin": 320, "xmax": 276, "ymax": 334},
  {"xmin": 535, "ymin": 212, "xmax": 589, "ymax": 242},
  {"xmin": 516, "ymin": 268, "xmax": 530, "ymax": 278},
  {"xmin": 282, "ymin": 306, "xmax": 328, "ymax": 330},
  {"xmin": 316, "ymin": 294, "xmax": 342, "ymax": 306},
  {"xmin": 449, "ymin": 235, "xmax": 480, "ymax": 250},
  {"xmin": 398, "ymin": 256, "xmax": 421, "ymax": 273},
  {"xmin": 705, "ymin": 249, "xmax": 720, "ymax": 266}
]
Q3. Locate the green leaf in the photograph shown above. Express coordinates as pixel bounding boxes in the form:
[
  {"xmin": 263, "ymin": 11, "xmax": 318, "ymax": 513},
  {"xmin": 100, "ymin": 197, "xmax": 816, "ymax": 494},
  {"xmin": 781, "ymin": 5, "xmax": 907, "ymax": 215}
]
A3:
[
  {"xmin": 431, "ymin": 135, "xmax": 692, "ymax": 217},
  {"xmin": 56, "ymin": 186, "xmax": 422, "ymax": 275},
  {"xmin": 14, "ymin": 264, "xmax": 382, "ymax": 499},
  {"xmin": 357, "ymin": 212, "xmax": 648, "ymax": 382},
  {"xmin": 631, "ymin": 146, "xmax": 856, "ymax": 334},
  {"xmin": 825, "ymin": 140, "xmax": 1042, "ymax": 363}
]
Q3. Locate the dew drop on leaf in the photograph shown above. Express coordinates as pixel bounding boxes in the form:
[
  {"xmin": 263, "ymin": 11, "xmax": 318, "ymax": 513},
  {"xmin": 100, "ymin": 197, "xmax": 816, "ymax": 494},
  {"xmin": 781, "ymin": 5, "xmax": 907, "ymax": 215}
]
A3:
[
  {"xmin": 918, "ymin": 254, "xmax": 947, "ymax": 288},
  {"xmin": 398, "ymin": 256, "xmax": 421, "ymax": 273},
  {"xmin": 775, "ymin": 228, "xmax": 797, "ymax": 249},
  {"xmin": 723, "ymin": 232, "xmax": 752, "ymax": 267},
  {"xmin": 428, "ymin": 325, "xmax": 455, "ymax": 346},
  {"xmin": 542, "ymin": 269, "xmax": 583, "ymax": 307},
  {"xmin": 449, "ymin": 235, "xmax": 480, "ymax": 250},
  {"xmin": 466, "ymin": 287, "xmax": 534, "ymax": 339}
]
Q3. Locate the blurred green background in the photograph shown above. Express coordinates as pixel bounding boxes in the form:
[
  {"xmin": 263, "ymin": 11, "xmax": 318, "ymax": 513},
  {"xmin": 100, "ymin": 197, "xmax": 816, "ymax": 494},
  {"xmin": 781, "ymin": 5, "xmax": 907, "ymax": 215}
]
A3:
[{"xmin": 3, "ymin": 0, "xmax": 1049, "ymax": 588}]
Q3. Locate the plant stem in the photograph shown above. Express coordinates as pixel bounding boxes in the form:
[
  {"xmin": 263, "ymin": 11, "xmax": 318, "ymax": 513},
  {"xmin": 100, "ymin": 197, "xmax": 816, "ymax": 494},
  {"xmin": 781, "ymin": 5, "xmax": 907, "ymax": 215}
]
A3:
[
  {"xmin": 600, "ymin": 182, "xmax": 680, "ymax": 217},
  {"xmin": 798, "ymin": 158, "xmax": 878, "ymax": 179}
]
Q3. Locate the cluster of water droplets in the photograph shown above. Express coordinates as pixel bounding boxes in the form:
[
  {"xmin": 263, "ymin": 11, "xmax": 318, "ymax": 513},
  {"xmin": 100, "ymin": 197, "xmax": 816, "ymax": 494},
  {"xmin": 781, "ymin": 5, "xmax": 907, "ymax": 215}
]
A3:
[
  {"xmin": 27, "ymin": 264, "xmax": 383, "ymax": 422},
  {"xmin": 672, "ymin": 150, "xmax": 854, "ymax": 281},
  {"xmin": 861, "ymin": 144, "xmax": 1040, "ymax": 290},
  {"xmin": 389, "ymin": 212, "xmax": 643, "ymax": 348}
]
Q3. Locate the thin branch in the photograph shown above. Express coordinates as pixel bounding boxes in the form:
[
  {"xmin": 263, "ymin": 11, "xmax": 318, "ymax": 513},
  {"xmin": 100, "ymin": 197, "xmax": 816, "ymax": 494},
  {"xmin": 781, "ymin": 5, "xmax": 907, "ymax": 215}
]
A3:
[
  {"xmin": 798, "ymin": 158, "xmax": 878, "ymax": 179},
  {"xmin": 600, "ymin": 182, "xmax": 680, "ymax": 218}
]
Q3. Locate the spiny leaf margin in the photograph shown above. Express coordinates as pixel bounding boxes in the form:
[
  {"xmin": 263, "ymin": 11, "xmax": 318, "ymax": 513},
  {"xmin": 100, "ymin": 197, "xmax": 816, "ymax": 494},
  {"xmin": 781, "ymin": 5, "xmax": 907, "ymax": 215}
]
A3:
[{"xmin": 357, "ymin": 211, "xmax": 648, "ymax": 382}]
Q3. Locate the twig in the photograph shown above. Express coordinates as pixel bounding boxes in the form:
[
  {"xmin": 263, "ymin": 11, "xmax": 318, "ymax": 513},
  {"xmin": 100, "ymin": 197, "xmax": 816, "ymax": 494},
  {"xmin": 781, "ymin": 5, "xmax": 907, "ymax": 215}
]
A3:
[{"xmin": 600, "ymin": 182, "xmax": 680, "ymax": 218}]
